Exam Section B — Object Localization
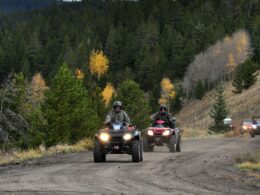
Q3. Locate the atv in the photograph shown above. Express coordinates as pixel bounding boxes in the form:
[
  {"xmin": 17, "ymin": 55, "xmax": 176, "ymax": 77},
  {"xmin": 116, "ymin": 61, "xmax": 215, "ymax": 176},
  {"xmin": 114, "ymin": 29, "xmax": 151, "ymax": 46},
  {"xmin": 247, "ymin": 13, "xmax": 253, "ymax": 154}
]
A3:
[
  {"xmin": 93, "ymin": 122, "xmax": 143, "ymax": 163},
  {"xmin": 250, "ymin": 116, "xmax": 260, "ymax": 138},
  {"xmin": 143, "ymin": 120, "xmax": 181, "ymax": 153}
]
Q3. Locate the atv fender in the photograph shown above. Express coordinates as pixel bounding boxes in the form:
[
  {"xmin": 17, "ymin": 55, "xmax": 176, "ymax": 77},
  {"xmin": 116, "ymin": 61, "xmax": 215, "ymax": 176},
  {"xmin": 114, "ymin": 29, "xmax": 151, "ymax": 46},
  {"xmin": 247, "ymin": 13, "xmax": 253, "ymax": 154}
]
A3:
[
  {"xmin": 133, "ymin": 130, "xmax": 142, "ymax": 140},
  {"xmin": 173, "ymin": 128, "xmax": 180, "ymax": 139}
]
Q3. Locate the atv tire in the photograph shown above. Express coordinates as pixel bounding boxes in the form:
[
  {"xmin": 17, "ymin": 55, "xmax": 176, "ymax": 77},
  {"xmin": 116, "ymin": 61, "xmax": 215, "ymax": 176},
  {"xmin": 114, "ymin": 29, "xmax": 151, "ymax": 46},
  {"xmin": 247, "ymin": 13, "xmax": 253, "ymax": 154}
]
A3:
[
  {"xmin": 176, "ymin": 135, "xmax": 181, "ymax": 152},
  {"xmin": 132, "ymin": 140, "xmax": 141, "ymax": 162},
  {"xmin": 94, "ymin": 141, "xmax": 106, "ymax": 162},
  {"xmin": 169, "ymin": 136, "xmax": 176, "ymax": 153},
  {"xmin": 251, "ymin": 131, "xmax": 255, "ymax": 138},
  {"xmin": 143, "ymin": 136, "xmax": 154, "ymax": 152}
]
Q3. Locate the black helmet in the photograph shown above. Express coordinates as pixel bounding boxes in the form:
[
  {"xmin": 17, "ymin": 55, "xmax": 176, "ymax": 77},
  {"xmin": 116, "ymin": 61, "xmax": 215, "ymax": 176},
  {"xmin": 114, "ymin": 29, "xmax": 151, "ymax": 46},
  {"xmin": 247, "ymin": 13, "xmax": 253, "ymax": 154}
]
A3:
[
  {"xmin": 160, "ymin": 104, "xmax": 167, "ymax": 111},
  {"xmin": 113, "ymin": 101, "xmax": 122, "ymax": 107}
]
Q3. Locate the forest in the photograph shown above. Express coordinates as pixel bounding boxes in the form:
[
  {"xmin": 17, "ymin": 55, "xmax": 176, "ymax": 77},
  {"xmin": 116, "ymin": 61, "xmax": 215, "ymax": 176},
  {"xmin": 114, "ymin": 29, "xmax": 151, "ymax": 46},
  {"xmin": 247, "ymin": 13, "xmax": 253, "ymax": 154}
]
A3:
[{"xmin": 0, "ymin": 0, "xmax": 259, "ymax": 149}]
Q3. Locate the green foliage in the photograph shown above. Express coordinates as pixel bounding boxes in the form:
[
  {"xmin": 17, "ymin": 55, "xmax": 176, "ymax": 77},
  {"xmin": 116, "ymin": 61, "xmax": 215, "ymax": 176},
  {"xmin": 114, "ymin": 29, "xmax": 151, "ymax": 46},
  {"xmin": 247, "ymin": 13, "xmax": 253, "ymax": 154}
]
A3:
[
  {"xmin": 1, "ymin": 0, "xmax": 258, "ymax": 99},
  {"xmin": 115, "ymin": 80, "xmax": 151, "ymax": 130},
  {"xmin": 251, "ymin": 16, "xmax": 260, "ymax": 64},
  {"xmin": 0, "ymin": 0, "xmax": 260, "ymax": 149},
  {"xmin": 210, "ymin": 84, "xmax": 229, "ymax": 133},
  {"xmin": 232, "ymin": 64, "xmax": 244, "ymax": 94},
  {"xmin": 242, "ymin": 59, "xmax": 257, "ymax": 89},
  {"xmin": 194, "ymin": 80, "xmax": 204, "ymax": 100},
  {"xmin": 43, "ymin": 64, "xmax": 99, "ymax": 146},
  {"xmin": 232, "ymin": 59, "xmax": 257, "ymax": 93}
]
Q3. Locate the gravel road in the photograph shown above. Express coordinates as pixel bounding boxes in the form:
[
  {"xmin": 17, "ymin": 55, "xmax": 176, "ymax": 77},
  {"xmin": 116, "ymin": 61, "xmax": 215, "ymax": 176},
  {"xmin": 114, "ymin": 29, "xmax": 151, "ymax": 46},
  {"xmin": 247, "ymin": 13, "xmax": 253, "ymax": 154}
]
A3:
[{"xmin": 0, "ymin": 137, "xmax": 259, "ymax": 195}]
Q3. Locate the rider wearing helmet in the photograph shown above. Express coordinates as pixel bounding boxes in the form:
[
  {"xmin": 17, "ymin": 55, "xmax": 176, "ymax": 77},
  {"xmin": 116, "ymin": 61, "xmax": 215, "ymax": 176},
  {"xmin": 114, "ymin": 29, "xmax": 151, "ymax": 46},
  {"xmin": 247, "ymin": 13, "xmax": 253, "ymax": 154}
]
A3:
[
  {"xmin": 153, "ymin": 105, "xmax": 175, "ymax": 128},
  {"xmin": 105, "ymin": 101, "xmax": 131, "ymax": 127}
]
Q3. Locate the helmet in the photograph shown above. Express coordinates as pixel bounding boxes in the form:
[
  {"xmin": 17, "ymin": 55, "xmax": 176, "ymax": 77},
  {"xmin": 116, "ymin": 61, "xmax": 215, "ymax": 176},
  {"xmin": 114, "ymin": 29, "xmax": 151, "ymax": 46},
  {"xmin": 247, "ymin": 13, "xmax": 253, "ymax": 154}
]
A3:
[
  {"xmin": 113, "ymin": 101, "xmax": 122, "ymax": 107},
  {"xmin": 160, "ymin": 104, "xmax": 167, "ymax": 114},
  {"xmin": 160, "ymin": 104, "xmax": 167, "ymax": 111}
]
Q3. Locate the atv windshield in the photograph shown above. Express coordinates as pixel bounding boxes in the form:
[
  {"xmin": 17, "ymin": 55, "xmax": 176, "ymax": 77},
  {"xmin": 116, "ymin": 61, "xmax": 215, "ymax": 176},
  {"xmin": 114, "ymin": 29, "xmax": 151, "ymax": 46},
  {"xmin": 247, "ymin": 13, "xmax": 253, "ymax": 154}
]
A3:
[{"xmin": 112, "ymin": 122, "xmax": 123, "ymax": 131}]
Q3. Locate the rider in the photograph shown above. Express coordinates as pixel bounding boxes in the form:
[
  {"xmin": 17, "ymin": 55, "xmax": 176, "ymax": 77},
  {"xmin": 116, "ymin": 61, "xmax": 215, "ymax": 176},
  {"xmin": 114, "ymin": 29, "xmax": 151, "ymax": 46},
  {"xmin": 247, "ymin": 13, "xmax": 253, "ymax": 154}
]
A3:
[
  {"xmin": 105, "ymin": 101, "xmax": 131, "ymax": 127},
  {"xmin": 153, "ymin": 104, "xmax": 175, "ymax": 128}
]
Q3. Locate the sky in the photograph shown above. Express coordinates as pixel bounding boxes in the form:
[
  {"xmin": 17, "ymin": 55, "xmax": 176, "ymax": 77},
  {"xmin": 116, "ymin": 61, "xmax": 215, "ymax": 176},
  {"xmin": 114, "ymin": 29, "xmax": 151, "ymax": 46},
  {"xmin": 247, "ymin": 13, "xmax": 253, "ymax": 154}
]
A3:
[{"xmin": 62, "ymin": 0, "xmax": 82, "ymax": 2}]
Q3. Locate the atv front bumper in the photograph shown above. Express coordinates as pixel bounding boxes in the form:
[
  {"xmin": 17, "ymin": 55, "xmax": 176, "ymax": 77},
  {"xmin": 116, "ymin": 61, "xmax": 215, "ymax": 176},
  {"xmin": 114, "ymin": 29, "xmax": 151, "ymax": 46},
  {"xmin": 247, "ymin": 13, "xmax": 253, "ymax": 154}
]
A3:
[{"xmin": 146, "ymin": 135, "xmax": 171, "ymax": 146}]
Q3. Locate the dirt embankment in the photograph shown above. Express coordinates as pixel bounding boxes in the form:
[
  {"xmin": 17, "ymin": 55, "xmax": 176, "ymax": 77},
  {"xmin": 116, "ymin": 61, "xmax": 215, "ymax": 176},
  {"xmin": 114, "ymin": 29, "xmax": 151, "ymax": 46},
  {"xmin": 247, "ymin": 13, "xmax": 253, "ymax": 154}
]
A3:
[{"xmin": 177, "ymin": 71, "xmax": 260, "ymax": 137}]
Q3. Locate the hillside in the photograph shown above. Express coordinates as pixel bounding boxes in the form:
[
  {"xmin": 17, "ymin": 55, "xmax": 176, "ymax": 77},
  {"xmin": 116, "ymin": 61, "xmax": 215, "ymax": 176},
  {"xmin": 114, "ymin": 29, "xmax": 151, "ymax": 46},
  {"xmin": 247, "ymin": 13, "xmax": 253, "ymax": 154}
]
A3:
[{"xmin": 177, "ymin": 71, "xmax": 260, "ymax": 137}]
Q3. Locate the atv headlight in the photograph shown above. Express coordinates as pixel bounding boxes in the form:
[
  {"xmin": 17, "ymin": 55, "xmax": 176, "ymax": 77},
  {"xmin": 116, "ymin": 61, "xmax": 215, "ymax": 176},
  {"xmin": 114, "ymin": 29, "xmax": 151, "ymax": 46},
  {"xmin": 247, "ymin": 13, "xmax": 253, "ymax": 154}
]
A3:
[
  {"xmin": 148, "ymin": 130, "xmax": 154, "ymax": 136},
  {"xmin": 99, "ymin": 133, "xmax": 110, "ymax": 142},
  {"xmin": 123, "ymin": 133, "xmax": 133, "ymax": 141},
  {"xmin": 162, "ymin": 130, "xmax": 170, "ymax": 136},
  {"xmin": 242, "ymin": 125, "xmax": 247, "ymax": 130}
]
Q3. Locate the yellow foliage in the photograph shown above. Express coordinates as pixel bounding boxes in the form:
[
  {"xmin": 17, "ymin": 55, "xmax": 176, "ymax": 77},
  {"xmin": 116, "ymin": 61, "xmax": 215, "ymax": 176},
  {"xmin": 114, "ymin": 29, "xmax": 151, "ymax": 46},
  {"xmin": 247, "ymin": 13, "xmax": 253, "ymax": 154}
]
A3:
[
  {"xmin": 89, "ymin": 50, "xmax": 109, "ymax": 78},
  {"xmin": 101, "ymin": 83, "xmax": 115, "ymax": 106},
  {"xmin": 75, "ymin": 68, "xmax": 85, "ymax": 80},
  {"xmin": 161, "ymin": 78, "xmax": 174, "ymax": 94},
  {"xmin": 227, "ymin": 53, "xmax": 235, "ymax": 71},
  {"xmin": 169, "ymin": 91, "xmax": 177, "ymax": 98},
  {"xmin": 158, "ymin": 98, "xmax": 167, "ymax": 105},
  {"xmin": 158, "ymin": 77, "xmax": 176, "ymax": 109},
  {"xmin": 224, "ymin": 36, "xmax": 231, "ymax": 44},
  {"xmin": 30, "ymin": 73, "xmax": 48, "ymax": 103},
  {"xmin": 236, "ymin": 32, "xmax": 249, "ymax": 55}
]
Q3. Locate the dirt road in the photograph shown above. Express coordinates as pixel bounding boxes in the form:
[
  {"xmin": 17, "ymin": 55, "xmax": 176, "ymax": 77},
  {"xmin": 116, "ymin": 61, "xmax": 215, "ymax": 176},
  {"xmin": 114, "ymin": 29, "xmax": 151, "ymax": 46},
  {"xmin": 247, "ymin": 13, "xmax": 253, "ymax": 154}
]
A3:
[{"xmin": 0, "ymin": 137, "xmax": 259, "ymax": 195}]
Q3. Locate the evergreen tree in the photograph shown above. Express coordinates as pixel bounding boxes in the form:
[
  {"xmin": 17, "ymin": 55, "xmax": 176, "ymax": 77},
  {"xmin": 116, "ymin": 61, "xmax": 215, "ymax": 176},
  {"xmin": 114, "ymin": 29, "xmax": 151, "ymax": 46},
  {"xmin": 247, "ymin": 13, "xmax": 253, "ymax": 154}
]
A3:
[
  {"xmin": 27, "ymin": 32, "xmax": 42, "ymax": 72},
  {"xmin": 115, "ymin": 80, "xmax": 151, "ymax": 130},
  {"xmin": 242, "ymin": 59, "xmax": 257, "ymax": 89},
  {"xmin": 43, "ymin": 64, "xmax": 99, "ymax": 146},
  {"xmin": 21, "ymin": 57, "xmax": 31, "ymax": 78},
  {"xmin": 194, "ymin": 80, "xmax": 204, "ymax": 99},
  {"xmin": 232, "ymin": 64, "xmax": 244, "ymax": 94},
  {"xmin": 210, "ymin": 84, "xmax": 229, "ymax": 132},
  {"xmin": 232, "ymin": 59, "xmax": 257, "ymax": 93}
]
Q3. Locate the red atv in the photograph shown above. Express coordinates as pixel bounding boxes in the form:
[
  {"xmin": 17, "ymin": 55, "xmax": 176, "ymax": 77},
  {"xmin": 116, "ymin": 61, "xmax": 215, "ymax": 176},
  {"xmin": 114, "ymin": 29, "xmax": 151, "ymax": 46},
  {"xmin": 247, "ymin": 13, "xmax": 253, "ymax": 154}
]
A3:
[{"xmin": 143, "ymin": 120, "xmax": 181, "ymax": 152}]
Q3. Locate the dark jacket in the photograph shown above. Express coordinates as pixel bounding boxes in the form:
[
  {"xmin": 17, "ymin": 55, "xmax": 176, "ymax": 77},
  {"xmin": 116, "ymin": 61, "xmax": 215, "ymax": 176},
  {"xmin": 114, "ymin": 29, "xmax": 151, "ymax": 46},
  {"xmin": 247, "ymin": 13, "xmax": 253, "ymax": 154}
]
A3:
[{"xmin": 153, "ymin": 112, "xmax": 175, "ymax": 128}]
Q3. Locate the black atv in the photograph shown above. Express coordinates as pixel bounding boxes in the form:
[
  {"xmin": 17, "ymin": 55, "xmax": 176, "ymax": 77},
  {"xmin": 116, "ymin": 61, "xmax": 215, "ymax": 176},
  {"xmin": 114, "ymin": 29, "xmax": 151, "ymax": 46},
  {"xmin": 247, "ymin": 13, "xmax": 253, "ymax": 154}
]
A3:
[
  {"xmin": 143, "ymin": 120, "xmax": 181, "ymax": 153},
  {"xmin": 93, "ymin": 122, "xmax": 143, "ymax": 163}
]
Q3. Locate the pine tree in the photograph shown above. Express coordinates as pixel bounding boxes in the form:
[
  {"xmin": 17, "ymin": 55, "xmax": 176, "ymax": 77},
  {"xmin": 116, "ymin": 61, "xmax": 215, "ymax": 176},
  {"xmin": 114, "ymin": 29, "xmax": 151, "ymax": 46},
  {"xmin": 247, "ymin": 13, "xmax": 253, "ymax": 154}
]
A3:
[
  {"xmin": 27, "ymin": 32, "xmax": 42, "ymax": 72},
  {"xmin": 115, "ymin": 80, "xmax": 151, "ymax": 130},
  {"xmin": 210, "ymin": 84, "xmax": 229, "ymax": 132},
  {"xmin": 232, "ymin": 59, "xmax": 257, "ymax": 93},
  {"xmin": 232, "ymin": 64, "xmax": 244, "ymax": 94},
  {"xmin": 43, "ymin": 64, "xmax": 99, "ymax": 146},
  {"xmin": 242, "ymin": 59, "xmax": 257, "ymax": 89},
  {"xmin": 194, "ymin": 80, "xmax": 204, "ymax": 99},
  {"xmin": 21, "ymin": 57, "xmax": 31, "ymax": 78}
]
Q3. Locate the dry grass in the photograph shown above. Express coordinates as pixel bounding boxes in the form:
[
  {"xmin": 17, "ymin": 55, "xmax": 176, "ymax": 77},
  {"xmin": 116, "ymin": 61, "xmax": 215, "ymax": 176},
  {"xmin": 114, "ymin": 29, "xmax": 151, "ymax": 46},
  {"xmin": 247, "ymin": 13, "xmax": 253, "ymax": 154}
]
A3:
[
  {"xmin": 181, "ymin": 127, "xmax": 224, "ymax": 139},
  {"xmin": 177, "ymin": 71, "xmax": 260, "ymax": 138},
  {"xmin": 0, "ymin": 138, "xmax": 93, "ymax": 165},
  {"xmin": 236, "ymin": 152, "xmax": 260, "ymax": 171},
  {"xmin": 237, "ymin": 162, "xmax": 260, "ymax": 171}
]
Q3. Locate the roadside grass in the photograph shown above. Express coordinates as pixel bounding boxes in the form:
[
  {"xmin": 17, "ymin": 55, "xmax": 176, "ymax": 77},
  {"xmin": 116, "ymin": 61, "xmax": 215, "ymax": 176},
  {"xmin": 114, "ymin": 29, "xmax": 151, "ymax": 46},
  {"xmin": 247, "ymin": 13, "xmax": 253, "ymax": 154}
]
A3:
[
  {"xmin": 236, "ymin": 152, "xmax": 260, "ymax": 171},
  {"xmin": 0, "ymin": 138, "xmax": 93, "ymax": 165}
]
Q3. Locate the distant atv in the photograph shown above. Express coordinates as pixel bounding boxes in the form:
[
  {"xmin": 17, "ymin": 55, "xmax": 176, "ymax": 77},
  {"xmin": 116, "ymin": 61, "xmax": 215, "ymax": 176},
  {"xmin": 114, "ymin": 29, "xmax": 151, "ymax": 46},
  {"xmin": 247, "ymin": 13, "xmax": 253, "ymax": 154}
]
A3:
[
  {"xmin": 93, "ymin": 122, "xmax": 143, "ymax": 163},
  {"xmin": 143, "ymin": 120, "xmax": 181, "ymax": 153},
  {"xmin": 251, "ymin": 116, "xmax": 260, "ymax": 138}
]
